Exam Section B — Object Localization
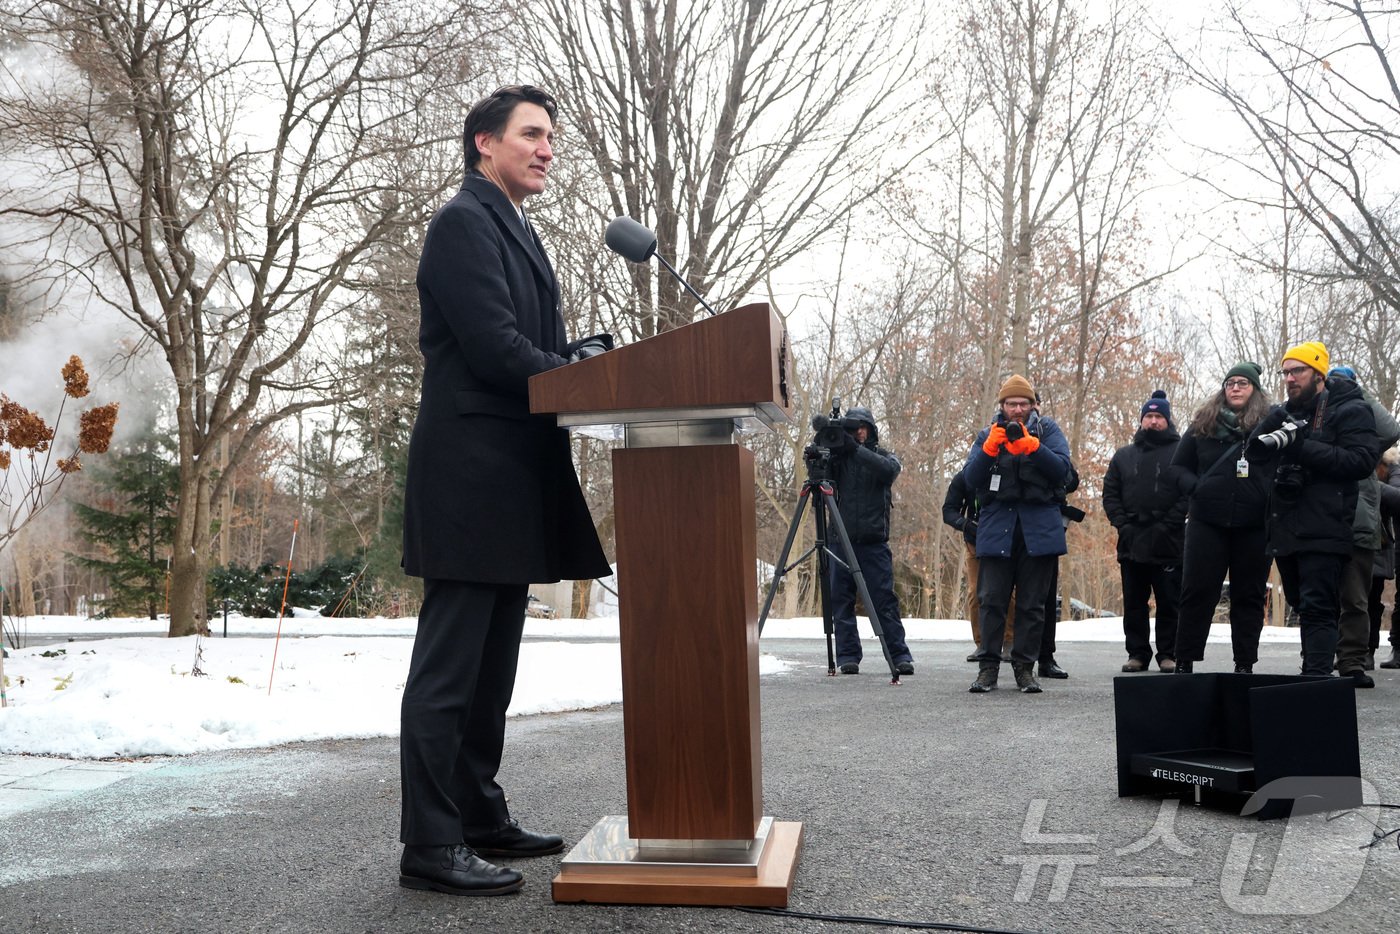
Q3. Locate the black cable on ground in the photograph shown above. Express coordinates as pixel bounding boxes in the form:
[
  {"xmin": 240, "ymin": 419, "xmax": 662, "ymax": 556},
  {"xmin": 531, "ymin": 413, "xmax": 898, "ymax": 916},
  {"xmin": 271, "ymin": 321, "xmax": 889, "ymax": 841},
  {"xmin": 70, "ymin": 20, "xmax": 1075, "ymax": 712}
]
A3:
[{"xmin": 731, "ymin": 905, "xmax": 1040, "ymax": 933}]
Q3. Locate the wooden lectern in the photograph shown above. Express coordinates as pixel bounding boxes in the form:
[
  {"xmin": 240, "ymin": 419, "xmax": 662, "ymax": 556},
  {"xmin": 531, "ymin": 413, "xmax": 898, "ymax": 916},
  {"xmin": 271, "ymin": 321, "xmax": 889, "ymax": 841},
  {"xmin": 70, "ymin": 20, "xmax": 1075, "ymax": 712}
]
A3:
[{"xmin": 529, "ymin": 303, "xmax": 803, "ymax": 906}]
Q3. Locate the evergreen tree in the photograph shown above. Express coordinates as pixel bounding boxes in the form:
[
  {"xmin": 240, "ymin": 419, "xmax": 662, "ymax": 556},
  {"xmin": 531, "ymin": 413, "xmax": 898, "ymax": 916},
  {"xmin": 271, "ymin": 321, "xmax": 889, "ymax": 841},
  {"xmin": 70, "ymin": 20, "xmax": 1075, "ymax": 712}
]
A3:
[{"xmin": 71, "ymin": 434, "xmax": 177, "ymax": 618}]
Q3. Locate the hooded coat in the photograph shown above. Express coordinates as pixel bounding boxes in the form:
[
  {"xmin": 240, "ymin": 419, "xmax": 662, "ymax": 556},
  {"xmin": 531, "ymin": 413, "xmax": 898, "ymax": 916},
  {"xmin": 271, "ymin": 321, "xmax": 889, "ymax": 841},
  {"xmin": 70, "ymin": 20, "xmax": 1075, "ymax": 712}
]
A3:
[
  {"xmin": 828, "ymin": 408, "xmax": 901, "ymax": 544},
  {"xmin": 401, "ymin": 174, "xmax": 611, "ymax": 584}
]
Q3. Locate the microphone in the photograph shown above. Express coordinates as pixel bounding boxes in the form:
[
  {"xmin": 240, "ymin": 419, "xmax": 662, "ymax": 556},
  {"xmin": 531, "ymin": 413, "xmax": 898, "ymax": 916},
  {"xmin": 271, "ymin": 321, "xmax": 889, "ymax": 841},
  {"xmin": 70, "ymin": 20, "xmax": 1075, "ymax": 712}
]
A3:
[{"xmin": 604, "ymin": 217, "xmax": 719, "ymax": 317}]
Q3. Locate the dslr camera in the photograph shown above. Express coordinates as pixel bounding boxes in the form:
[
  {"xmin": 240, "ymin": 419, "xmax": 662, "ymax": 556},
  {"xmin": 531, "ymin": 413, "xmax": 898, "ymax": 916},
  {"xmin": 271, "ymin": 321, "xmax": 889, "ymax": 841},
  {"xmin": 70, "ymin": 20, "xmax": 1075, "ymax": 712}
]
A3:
[
  {"xmin": 1256, "ymin": 415, "xmax": 1305, "ymax": 450},
  {"xmin": 1273, "ymin": 462, "xmax": 1306, "ymax": 503}
]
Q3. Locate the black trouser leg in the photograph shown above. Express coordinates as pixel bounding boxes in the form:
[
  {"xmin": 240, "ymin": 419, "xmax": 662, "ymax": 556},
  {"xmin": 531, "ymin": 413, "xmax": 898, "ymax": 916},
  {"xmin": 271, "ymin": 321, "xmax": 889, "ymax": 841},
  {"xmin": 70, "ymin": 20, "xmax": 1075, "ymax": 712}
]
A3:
[
  {"xmin": 400, "ymin": 579, "xmax": 528, "ymax": 844},
  {"xmin": 1039, "ymin": 558, "xmax": 1059, "ymax": 665},
  {"xmin": 1121, "ymin": 559, "xmax": 1155, "ymax": 663},
  {"xmin": 1225, "ymin": 526, "xmax": 1270, "ymax": 668},
  {"xmin": 1175, "ymin": 521, "xmax": 1229, "ymax": 663},
  {"xmin": 1149, "ymin": 561, "xmax": 1182, "ymax": 663},
  {"xmin": 1277, "ymin": 552, "xmax": 1347, "ymax": 676}
]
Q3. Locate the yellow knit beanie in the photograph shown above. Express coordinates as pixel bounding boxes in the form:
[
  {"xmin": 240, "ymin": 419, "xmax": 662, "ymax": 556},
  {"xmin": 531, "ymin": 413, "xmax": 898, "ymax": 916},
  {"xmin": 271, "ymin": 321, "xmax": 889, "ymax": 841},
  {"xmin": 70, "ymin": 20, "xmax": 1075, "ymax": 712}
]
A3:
[{"xmin": 1282, "ymin": 341, "xmax": 1329, "ymax": 376}]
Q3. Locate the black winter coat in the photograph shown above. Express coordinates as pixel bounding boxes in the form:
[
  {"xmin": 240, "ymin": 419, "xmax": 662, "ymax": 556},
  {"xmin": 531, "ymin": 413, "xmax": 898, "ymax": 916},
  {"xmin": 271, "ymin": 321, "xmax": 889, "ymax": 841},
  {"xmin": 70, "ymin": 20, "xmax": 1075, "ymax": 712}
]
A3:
[
  {"xmin": 1172, "ymin": 424, "xmax": 1274, "ymax": 529},
  {"xmin": 941, "ymin": 471, "xmax": 978, "ymax": 545},
  {"xmin": 829, "ymin": 438, "xmax": 901, "ymax": 544},
  {"xmin": 401, "ymin": 175, "xmax": 611, "ymax": 584},
  {"xmin": 1103, "ymin": 427, "xmax": 1188, "ymax": 564},
  {"xmin": 1245, "ymin": 377, "xmax": 1381, "ymax": 558}
]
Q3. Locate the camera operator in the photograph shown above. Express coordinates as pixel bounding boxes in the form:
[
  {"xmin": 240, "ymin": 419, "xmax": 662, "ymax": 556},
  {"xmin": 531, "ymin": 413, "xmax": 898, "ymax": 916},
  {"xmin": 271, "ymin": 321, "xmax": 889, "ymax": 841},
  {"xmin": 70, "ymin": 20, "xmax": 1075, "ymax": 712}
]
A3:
[
  {"xmin": 963, "ymin": 375, "xmax": 1074, "ymax": 694},
  {"xmin": 820, "ymin": 406, "xmax": 915, "ymax": 676},
  {"xmin": 1244, "ymin": 342, "xmax": 1380, "ymax": 678}
]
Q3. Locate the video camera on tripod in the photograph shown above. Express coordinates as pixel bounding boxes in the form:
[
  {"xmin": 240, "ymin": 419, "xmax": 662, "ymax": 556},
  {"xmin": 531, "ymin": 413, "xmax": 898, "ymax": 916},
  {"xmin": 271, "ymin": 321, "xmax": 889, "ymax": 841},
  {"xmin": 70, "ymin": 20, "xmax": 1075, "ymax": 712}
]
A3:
[{"xmin": 804, "ymin": 398, "xmax": 862, "ymax": 471}]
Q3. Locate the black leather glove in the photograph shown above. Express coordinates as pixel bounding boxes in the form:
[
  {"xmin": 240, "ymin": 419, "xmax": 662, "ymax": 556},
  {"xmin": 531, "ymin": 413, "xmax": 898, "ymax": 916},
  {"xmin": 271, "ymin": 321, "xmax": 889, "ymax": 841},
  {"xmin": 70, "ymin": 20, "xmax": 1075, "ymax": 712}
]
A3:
[
  {"xmin": 964, "ymin": 517, "xmax": 978, "ymax": 542},
  {"xmin": 567, "ymin": 336, "xmax": 613, "ymax": 363},
  {"xmin": 1254, "ymin": 404, "xmax": 1290, "ymax": 435},
  {"xmin": 1247, "ymin": 418, "xmax": 1302, "ymax": 457},
  {"xmin": 565, "ymin": 332, "xmax": 614, "ymax": 362},
  {"xmin": 1005, "ymin": 420, "xmax": 1025, "ymax": 442}
]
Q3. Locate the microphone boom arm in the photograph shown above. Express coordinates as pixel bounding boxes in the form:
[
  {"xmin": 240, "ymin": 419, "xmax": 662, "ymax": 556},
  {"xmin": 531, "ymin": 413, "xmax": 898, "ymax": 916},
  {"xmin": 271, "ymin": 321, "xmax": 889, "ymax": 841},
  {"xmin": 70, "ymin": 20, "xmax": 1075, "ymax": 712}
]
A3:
[{"xmin": 654, "ymin": 253, "xmax": 720, "ymax": 318}]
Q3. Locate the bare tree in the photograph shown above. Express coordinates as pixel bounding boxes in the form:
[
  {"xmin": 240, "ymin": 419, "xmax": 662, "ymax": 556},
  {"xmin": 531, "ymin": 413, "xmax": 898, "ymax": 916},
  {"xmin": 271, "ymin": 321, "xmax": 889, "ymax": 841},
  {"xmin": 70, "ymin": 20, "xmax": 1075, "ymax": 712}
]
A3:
[
  {"xmin": 0, "ymin": 0, "xmax": 497, "ymax": 635},
  {"xmin": 1189, "ymin": 1, "xmax": 1398, "ymax": 316},
  {"xmin": 521, "ymin": 0, "xmax": 931, "ymax": 337},
  {"xmin": 910, "ymin": 0, "xmax": 1182, "ymax": 421}
]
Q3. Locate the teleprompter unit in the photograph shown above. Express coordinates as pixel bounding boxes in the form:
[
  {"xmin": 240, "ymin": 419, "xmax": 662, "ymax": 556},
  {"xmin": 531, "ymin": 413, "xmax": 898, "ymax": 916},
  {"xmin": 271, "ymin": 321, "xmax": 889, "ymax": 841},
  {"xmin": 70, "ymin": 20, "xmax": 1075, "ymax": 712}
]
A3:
[{"xmin": 1114, "ymin": 672, "xmax": 1360, "ymax": 820}]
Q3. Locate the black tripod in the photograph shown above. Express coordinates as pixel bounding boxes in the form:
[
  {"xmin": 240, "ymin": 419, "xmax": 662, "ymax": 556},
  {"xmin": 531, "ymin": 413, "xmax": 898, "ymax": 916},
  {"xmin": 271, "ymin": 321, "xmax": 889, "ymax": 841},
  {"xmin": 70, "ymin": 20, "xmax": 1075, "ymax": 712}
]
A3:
[{"xmin": 758, "ymin": 452, "xmax": 902, "ymax": 684}]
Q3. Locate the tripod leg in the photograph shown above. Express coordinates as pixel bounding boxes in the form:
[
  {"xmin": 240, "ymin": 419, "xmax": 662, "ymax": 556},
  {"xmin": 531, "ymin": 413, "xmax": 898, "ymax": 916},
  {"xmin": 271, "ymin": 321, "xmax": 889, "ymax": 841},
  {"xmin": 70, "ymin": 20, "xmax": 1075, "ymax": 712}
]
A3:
[
  {"xmin": 757, "ymin": 488, "xmax": 812, "ymax": 637},
  {"xmin": 821, "ymin": 487, "xmax": 902, "ymax": 684},
  {"xmin": 812, "ymin": 497, "xmax": 839, "ymax": 675}
]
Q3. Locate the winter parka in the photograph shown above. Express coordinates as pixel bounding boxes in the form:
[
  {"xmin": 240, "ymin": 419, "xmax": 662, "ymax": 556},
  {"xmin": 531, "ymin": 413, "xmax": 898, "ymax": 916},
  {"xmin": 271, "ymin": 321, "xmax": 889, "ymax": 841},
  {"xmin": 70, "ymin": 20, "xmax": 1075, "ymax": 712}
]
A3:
[
  {"xmin": 1103, "ymin": 426, "xmax": 1188, "ymax": 565},
  {"xmin": 963, "ymin": 411, "xmax": 1072, "ymax": 559},
  {"xmin": 1245, "ymin": 377, "xmax": 1381, "ymax": 558}
]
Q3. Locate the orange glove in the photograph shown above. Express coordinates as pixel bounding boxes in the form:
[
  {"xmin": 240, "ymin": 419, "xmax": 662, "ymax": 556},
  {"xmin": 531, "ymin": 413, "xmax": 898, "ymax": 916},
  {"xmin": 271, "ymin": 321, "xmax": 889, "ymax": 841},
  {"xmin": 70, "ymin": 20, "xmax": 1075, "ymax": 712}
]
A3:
[
  {"xmin": 1005, "ymin": 435, "xmax": 1041, "ymax": 456},
  {"xmin": 982, "ymin": 425, "xmax": 1008, "ymax": 456}
]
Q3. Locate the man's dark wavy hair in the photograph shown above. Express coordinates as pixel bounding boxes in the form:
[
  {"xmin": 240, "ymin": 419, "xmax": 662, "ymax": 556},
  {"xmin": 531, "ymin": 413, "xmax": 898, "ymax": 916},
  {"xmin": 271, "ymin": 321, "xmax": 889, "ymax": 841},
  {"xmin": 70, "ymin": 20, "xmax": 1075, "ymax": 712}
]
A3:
[{"xmin": 463, "ymin": 85, "xmax": 558, "ymax": 173}]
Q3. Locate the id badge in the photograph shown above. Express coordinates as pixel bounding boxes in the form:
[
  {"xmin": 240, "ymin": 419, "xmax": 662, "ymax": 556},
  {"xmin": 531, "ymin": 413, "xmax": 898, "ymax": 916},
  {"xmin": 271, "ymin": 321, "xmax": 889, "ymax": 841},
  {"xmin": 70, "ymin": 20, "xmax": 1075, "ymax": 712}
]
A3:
[
  {"xmin": 1236, "ymin": 457, "xmax": 1249, "ymax": 478},
  {"xmin": 989, "ymin": 473, "xmax": 1002, "ymax": 491}
]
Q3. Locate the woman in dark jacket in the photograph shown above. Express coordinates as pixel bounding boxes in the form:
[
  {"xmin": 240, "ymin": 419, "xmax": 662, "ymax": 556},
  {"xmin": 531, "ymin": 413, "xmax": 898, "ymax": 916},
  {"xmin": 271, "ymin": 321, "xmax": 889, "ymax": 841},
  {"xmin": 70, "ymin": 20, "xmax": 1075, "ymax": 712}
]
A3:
[{"xmin": 1172, "ymin": 362, "xmax": 1275, "ymax": 673}]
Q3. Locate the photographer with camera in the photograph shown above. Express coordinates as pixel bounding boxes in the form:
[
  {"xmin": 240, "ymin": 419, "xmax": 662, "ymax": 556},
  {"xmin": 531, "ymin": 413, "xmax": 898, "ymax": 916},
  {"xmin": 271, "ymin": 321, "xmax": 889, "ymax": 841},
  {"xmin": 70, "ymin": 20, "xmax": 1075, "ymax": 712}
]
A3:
[
  {"xmin": 963, "ymin": 375, "xmax": 1073, "ymax": 694},
  {"xmin": 818, "ymin": 406, "xmax": 915, "ymax": 676},
  {"xmin": 1244, "ymin": 342, "xmax": 1380, "ymax": 678}
]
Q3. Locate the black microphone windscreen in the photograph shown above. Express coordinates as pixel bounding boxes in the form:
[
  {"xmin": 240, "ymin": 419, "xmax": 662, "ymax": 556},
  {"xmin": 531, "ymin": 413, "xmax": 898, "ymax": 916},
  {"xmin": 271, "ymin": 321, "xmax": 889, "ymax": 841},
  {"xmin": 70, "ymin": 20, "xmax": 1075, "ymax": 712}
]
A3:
[{"xmin": 604, "ymin": 217, "xmax": 658, "ymax": 263}]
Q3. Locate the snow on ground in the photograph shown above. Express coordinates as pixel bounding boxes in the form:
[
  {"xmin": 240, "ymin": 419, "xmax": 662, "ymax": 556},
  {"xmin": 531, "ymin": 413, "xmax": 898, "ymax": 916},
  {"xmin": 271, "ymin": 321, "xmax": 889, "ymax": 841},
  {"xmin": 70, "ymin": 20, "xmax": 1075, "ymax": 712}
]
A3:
[{"xmin": 0, "ymin": 614, "xmax": 1302, "ymax": 759}]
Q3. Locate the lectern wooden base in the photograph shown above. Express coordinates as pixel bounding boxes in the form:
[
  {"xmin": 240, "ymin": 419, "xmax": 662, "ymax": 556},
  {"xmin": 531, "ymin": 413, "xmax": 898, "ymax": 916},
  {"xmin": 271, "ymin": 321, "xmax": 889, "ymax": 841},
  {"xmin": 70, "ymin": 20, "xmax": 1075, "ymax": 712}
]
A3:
[{"xmin": 551, "ymin": 817, "xmax": 803, "ymax": 907}]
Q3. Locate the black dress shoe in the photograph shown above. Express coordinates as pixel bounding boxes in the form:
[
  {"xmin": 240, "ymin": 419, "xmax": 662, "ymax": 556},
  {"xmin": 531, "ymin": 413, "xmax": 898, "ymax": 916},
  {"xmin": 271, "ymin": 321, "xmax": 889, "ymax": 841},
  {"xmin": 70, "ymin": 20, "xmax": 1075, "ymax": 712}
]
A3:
[
  {"xmin": 462, "ymin": 818, "xmax": 565, "ymax": 858},
  {"xmin": 966, "ymin": 652, "xmax": 980, "ymax": 663},
  {"xmin": 895, "ymin": 661, "xmax": 914, "ymax": 675},
  {"xmin": 838, "ymin": 662, "xmax": 859, "ymax": 674},
  {"xmin": 399, "ymin": 844, "xmax": 524, "ymax": 896},
  {"xmin": 1037, "ymin": 661, "xmax": 1069, "ymax": 679}
]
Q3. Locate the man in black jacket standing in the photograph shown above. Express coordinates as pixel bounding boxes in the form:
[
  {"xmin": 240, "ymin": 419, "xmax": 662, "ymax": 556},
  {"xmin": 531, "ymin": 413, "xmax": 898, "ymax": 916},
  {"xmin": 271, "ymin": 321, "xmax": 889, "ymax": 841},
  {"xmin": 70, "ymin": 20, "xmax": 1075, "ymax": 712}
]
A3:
[
  {"xmin": 398, "ymin": 86, "xmax": 613, "ymax": 896},
  {"xmin": 1104, "ymin": 390, "xmax": 1187, "ymax": 673},
  {"xmin": 1245, "ymin": 342, "xmax": 1380, "ymax": 677},
  {"xmin": 828, "ymin": 406, "xmax": 914, "ymax": 676}
]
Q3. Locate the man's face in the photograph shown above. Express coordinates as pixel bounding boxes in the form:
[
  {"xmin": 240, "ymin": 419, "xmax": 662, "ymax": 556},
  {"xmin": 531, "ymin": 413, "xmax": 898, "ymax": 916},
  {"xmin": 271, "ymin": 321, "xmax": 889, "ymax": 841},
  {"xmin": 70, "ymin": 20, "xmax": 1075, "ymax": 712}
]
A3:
[
  {"xmin": 1001, "ymin": 397, "xmax": 1033, "ymax": 423},
  {"xmin": 476, "ymin": 102, "xmax": 554, "ymax": 205},
  {"xmin": 852, "ymin": 425, "xmax": 870, "ymax": 445},
  {"xmin": 1140, "ymin": 412, "xmax": 1168, "ymax": 431},
  {"xmin": 1281, "ymin": 362, "xmax": 1324, "ymax": 404}
]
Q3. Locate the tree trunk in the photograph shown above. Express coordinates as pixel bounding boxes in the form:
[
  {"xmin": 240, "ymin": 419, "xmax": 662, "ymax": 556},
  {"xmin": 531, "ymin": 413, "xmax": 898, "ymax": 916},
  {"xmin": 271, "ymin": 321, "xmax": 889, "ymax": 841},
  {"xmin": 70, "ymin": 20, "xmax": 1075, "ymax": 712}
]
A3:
[{"xmin": 167, "ymin": 471, "xmax": 213, "ymax": 637}]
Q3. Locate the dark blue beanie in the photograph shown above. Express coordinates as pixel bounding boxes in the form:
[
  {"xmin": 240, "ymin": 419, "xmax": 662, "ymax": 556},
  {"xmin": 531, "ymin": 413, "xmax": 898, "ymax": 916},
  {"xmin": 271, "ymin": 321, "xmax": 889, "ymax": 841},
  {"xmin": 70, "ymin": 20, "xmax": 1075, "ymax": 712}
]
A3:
[{"xmin": 1141, "ymin": 389, "xmax": 1171, "ymax": 424}]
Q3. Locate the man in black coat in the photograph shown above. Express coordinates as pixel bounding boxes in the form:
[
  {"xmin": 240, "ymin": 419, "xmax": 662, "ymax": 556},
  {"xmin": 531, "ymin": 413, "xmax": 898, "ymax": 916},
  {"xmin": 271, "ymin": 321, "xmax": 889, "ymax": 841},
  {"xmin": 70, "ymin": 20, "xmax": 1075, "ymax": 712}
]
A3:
[
  {"xmin": 826, "ymin": 406, "xmax": 914, "ymax": 675},
  {"xmin": 1244, "ymin": 342, "xmax": 1380, "ymax": 677},
  {"xmin": 398, "ymin": 86, "xmax": 612, "ymax": 897},
  {"xmin": 1104, "ymin": 390, "xmax": 1187, "ymax": 673}
]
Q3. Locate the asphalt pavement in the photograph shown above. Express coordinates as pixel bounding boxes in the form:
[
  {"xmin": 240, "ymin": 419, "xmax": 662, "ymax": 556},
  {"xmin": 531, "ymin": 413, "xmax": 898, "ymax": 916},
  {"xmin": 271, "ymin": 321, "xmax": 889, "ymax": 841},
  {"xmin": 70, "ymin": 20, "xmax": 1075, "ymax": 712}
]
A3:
[{"xmin": 2, "ymin": 639, "xmax": 1398, "ymax": 934}]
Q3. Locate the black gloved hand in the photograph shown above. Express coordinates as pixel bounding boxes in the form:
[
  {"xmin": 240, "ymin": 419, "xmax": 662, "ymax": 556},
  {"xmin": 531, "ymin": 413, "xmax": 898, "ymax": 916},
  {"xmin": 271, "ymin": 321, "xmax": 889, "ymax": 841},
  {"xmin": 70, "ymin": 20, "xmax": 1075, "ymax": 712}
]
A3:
[
  {"xmin": 1248, "ymin": 418, "xmax": 1302, "ymax": 457},
  {"xmin": 568, "ymin": 336, "xmax": 612, "ymax": 363},
  {"xmin": 1005, "ymin": 420, "xmax": 1025, "ymax": 443},
  {"xmin": 565, "ymin": 332, "xmax": 615, "ymax": 362},
  {"xmin": 964, "ymin": 518, "xmax": 979, "ymax": 542},
  {"xmin": 1254, "ymin": 404, "xmax": 1290, "ymax": 435}
]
